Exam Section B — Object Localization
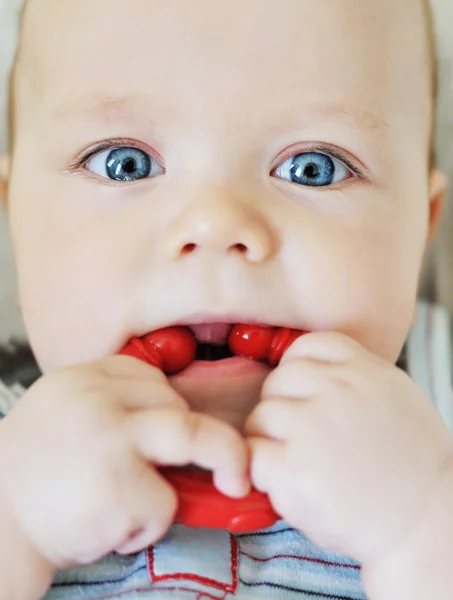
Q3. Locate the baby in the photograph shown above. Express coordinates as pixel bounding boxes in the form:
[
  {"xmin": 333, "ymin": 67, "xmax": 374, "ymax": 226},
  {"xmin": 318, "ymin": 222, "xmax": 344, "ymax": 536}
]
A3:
[{"xmin": 0, "ymin": 0, "xmax": 452, "ymax": 598}]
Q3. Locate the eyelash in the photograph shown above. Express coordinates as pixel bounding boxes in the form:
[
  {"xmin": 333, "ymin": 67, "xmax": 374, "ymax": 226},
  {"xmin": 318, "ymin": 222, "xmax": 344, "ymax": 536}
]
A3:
[
  {"xmin": 273, "ymin": 143, "xmax": 365, "ymax": 180},
  {"xmin": 71, "ymin": 140, "xmax": 366, "ymax": 183},
  {"xmin": 71, "ymin": 139, "xmax": 163, "ymax": 171}
]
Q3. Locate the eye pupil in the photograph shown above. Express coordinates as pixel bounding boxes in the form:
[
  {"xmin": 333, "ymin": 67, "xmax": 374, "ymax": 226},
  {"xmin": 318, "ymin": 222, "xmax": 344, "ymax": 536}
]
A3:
[
  {"xmin": 304, "ymin": 163, "xmax": 319, "ymax": 179},
  {"xmin": 123, "ymin": 159, "xmax": 137, "ymax": 174}
]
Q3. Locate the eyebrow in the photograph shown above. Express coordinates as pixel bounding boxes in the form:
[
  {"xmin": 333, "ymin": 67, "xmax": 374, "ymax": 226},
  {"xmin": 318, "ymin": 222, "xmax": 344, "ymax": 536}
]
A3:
[
  {"xmin": 50, "ymin": 93, "xmax": 158, "ymax": 123},
  {"xmin": 50, "ymin": 93, "xmax": 393, "ymax": 141},
  {"xmin": 314, "ymin": 104, "xmax": 392, "ymax": 139}
]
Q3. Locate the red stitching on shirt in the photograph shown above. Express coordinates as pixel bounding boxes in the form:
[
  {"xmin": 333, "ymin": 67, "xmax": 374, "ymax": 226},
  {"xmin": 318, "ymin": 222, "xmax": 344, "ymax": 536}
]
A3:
[
  {"xmin": 197, "ymin": 592, "xmax": 227, "ymax": 600},
  {"xmin": 152, "ymin": 585, "xmax": 219, "ymax": 599},
  {"xmin": 240, "ymin": 550, "xmax": 361, "ymax": 570},
  {"xmin": 147, "ymin": 534, "xmax": 238, "ymax": 594},
  {"xmin": 230, "ymin": 534, "xmax": 239, "ymax": 591}
]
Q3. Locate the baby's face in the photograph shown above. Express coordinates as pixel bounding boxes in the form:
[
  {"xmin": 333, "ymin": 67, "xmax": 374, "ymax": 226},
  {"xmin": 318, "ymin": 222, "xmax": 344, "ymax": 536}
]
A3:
[{"xmin": 4, "ymin": 0, "xmax": 441, "ymax": 428}]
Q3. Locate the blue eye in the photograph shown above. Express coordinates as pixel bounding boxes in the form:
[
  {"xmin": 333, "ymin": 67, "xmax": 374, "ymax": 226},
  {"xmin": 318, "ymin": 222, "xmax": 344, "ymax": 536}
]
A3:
[
  {"xmin": 273, "ymin": 152, "xmax": 352, "ymax": 187},
  {"xmin": 86, "ymin": 147, "xmax": 164, "ymax": 181}
]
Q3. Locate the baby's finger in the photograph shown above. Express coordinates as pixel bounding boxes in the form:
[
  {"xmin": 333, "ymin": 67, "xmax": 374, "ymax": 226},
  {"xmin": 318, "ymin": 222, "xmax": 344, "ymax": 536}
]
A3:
[
  {"xmin": 262, "ymin": 357, "xmax": 329, "ymax": 400},
  {"xmin": 245, "ymin": 397, "xmax": 303, "ymax": 441},
  {"xmin": 248, "ymin": 437, "xmax": 286, "ymax": 494},
  {"xmin": 97, "ymin": 354, "xmax": 167, "ymax": 381},
  {"xmin": 280, "ymin": 332, "xmax": 360, "ymax": 365},
  {"xmin": 112, "ymin": 464, "xmax": 177, "ymax": 555},
  {"xmin": 126, "ymin": 409, "xmax": 250, "ymax": 498},
  {"xmin": 110, "ymin": 378, "xmax": 189, "ymax": 411},
  {"xmin": 248, "ymin": 437, "xmax": 317, "ymax": 533}
]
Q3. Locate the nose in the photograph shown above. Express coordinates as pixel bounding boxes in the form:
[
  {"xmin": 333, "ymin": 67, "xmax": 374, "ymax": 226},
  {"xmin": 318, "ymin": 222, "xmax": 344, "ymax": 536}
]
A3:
[{"xmin": 163, "ymin": 192, "xmax": 279, "ymax": 263}]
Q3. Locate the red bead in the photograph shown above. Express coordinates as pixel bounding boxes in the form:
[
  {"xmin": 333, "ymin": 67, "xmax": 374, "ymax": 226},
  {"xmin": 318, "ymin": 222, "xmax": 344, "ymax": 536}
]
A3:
[
  {"xmin": 141, "ymin": 327, "xmax": 196, "ymax": 375},
  {"xmin": 269, "ymin": 327, "xmax": 304, "ymax": 366},
  {"xmin": 229, "ymin": 511, "xmax": 279, "ymax": 533},
  {"xmin": 120, "ymin": 337, "xmax": 163, "ymax": 370},
  {"xmin": 228, "ymin": 325, "xmax": 276, "ymax": 361},
  {"xmin": 229, "ymin": 324, "xmax": 305, "ymax": 366},
  {"xmin": 160, "ymin": 468, "xmax": 279, "ymax": 533}
]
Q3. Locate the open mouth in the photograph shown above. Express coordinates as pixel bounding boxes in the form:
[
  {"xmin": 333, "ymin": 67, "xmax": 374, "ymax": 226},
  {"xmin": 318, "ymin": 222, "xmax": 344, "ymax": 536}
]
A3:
[
  {"xmin": 121, "ymin": 321, "xmax": 306, "ymax": 380},
  {"xmin": 188, "ymin": 322, "xmax": 233, "ymax": 342},
  {"xmin": 194, "ymin": 342, "xmax": 235, "ymax": 362},
  {"xmin": 188, "ymin": 323, "xmax": 236, "ymax": 362}
]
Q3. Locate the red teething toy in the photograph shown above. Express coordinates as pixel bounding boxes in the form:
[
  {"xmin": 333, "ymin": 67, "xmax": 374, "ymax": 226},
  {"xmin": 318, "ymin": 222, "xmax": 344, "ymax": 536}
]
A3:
[
  {"xmin": 120, "ymin": 323, "xmax": 305, "ymax": 532},
  {"xmin": 160, "ymin": 468, "xmax": 279, "ymax": 533},
  {"xmin": 121, "ymin": 324, "xmax": 304, "ymax": 372},
  {"xmin": 228, "ymin": 325, "xmax": 303, "ymax": 366},
  {"xmin": 121, "ymin": 327, "xmax": 197, "ymax": 374}
]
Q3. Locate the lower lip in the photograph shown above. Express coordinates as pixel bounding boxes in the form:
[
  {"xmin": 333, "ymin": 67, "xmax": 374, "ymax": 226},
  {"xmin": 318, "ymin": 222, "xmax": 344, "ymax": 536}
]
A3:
[{"xmin": 171, "ymin": 356, "xmax": 271, "ymax": 381}]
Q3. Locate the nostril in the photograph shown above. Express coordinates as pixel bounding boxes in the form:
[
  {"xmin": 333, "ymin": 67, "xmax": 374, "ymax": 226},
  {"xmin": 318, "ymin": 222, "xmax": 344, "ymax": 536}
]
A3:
[
  {"xmin": 181, "ymin": 243, "xmax": 198, "ymax": 255},
  {"xmin": 230, "ymin": 243, "xmax": 248, "ymax": 254},
  {"xmin": 181, "ymin": 243, "xmax": 247, "ymax": 255}
]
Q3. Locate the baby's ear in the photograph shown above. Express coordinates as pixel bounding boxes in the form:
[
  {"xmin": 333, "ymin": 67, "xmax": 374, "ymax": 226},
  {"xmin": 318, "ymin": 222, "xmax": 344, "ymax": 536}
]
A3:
[
  {"xmin": 427, "ymin": 168, "xmax": 447, "ymax": 243},
  {"xmin": 0, "ymin": 155, "xmax": 10, "ymax": 207}
]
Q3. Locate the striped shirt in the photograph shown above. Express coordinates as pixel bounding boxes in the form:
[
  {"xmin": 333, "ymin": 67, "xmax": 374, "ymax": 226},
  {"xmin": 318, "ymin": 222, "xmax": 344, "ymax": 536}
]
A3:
[{"xmin": 0, "ymin": 301, "xmax": 451, "ymax": 600}]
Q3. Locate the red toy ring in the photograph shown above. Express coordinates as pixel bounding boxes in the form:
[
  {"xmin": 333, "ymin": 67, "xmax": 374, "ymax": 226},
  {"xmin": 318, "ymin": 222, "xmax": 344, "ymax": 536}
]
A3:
[
  {"xmin": 228, "ymin": 324, "xmax": 303, "ymax": 367},
  {"xmin": 160, "ymin": 468, "xmax": 279, "ymax": 533},
  {"xmin": 120, "ymin": 323, "xmax": 305, "ymax": 532},
  {"xmin": 121, "ymin": 324, "xmax": 304, "ymax": 374},
  {"xmin": 121, "ymin": 327, "xmax": 197, "ymax": 374}
]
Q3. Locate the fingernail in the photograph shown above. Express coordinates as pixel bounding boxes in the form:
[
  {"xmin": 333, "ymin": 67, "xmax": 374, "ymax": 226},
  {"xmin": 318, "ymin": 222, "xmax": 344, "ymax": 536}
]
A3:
[{"xmin": 215, "ymin": 471, "xmax": 251, "ymax": 498}]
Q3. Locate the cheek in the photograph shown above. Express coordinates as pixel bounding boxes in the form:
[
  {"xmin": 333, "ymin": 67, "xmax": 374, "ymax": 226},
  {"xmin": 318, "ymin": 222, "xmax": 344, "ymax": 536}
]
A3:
[
  {"xmin": 9, "ymin": 191, "xmax": 139, "ymax": 370},
  {"xmin": 286, "ymin": 191, "xmax": 427, "ymax": 362}
]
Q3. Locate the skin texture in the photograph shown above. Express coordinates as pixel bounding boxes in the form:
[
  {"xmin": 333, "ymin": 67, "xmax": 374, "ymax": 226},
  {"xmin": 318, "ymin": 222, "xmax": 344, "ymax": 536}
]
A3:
[
  {"xmin": 3, "ymin": 0, "xmax": 443, "ymax": 428},
  {"xmin": 0, "ymin": 1, "xmax": 452, "ymax": 599}
]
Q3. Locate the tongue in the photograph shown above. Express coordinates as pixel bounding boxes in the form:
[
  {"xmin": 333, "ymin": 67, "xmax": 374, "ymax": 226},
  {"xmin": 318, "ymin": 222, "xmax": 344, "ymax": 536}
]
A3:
[{"xmin": 188, "ymin": 324, "xmax": 233, "ymax": 345}]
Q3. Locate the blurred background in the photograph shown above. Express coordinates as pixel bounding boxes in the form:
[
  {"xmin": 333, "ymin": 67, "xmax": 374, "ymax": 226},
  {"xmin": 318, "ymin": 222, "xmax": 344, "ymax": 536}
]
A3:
[
  {"xmin": 0, "ymin": 0, "xmax": 26, "ymax": 341},
  {"xmin": 0, "ymin": 0, "xmax": 453, "ymax": 343}
]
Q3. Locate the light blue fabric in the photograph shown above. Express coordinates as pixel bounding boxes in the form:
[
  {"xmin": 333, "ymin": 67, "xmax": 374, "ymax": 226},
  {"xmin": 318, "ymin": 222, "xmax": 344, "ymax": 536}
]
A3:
[{"xmin": 45, "ymin": 522, "xmax": 365, "ymax": 599}]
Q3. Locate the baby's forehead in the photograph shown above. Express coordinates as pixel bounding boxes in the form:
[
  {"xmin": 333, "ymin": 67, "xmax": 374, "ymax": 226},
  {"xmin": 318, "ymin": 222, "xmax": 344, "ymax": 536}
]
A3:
[{"xmin": 12, "ymin": 0, "xmax": 432, "ymax": 154}]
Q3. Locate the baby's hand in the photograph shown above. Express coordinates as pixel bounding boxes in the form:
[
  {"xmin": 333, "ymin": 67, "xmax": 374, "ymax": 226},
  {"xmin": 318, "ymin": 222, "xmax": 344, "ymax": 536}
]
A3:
[
  {"xmin": 0, "ymin": 356, "xmax": 249, "ymax": 572},
  {"xmin": 246, "ymin": 333, "xmax": 453, "ymax": 570}
]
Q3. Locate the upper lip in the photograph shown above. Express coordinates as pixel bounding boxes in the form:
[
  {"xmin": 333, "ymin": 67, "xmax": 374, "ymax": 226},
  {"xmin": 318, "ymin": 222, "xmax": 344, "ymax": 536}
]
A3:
[
  {"xmin": 173, "ymin": 311, "xmax": 268, "ymax": 327},
  {"xmin": 126, "ymin": 311, "xmax": 309, "ymax": 349},
  {"xmin": 173, "ymin": 312, "xmax": 269, "ymax": 345}
]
